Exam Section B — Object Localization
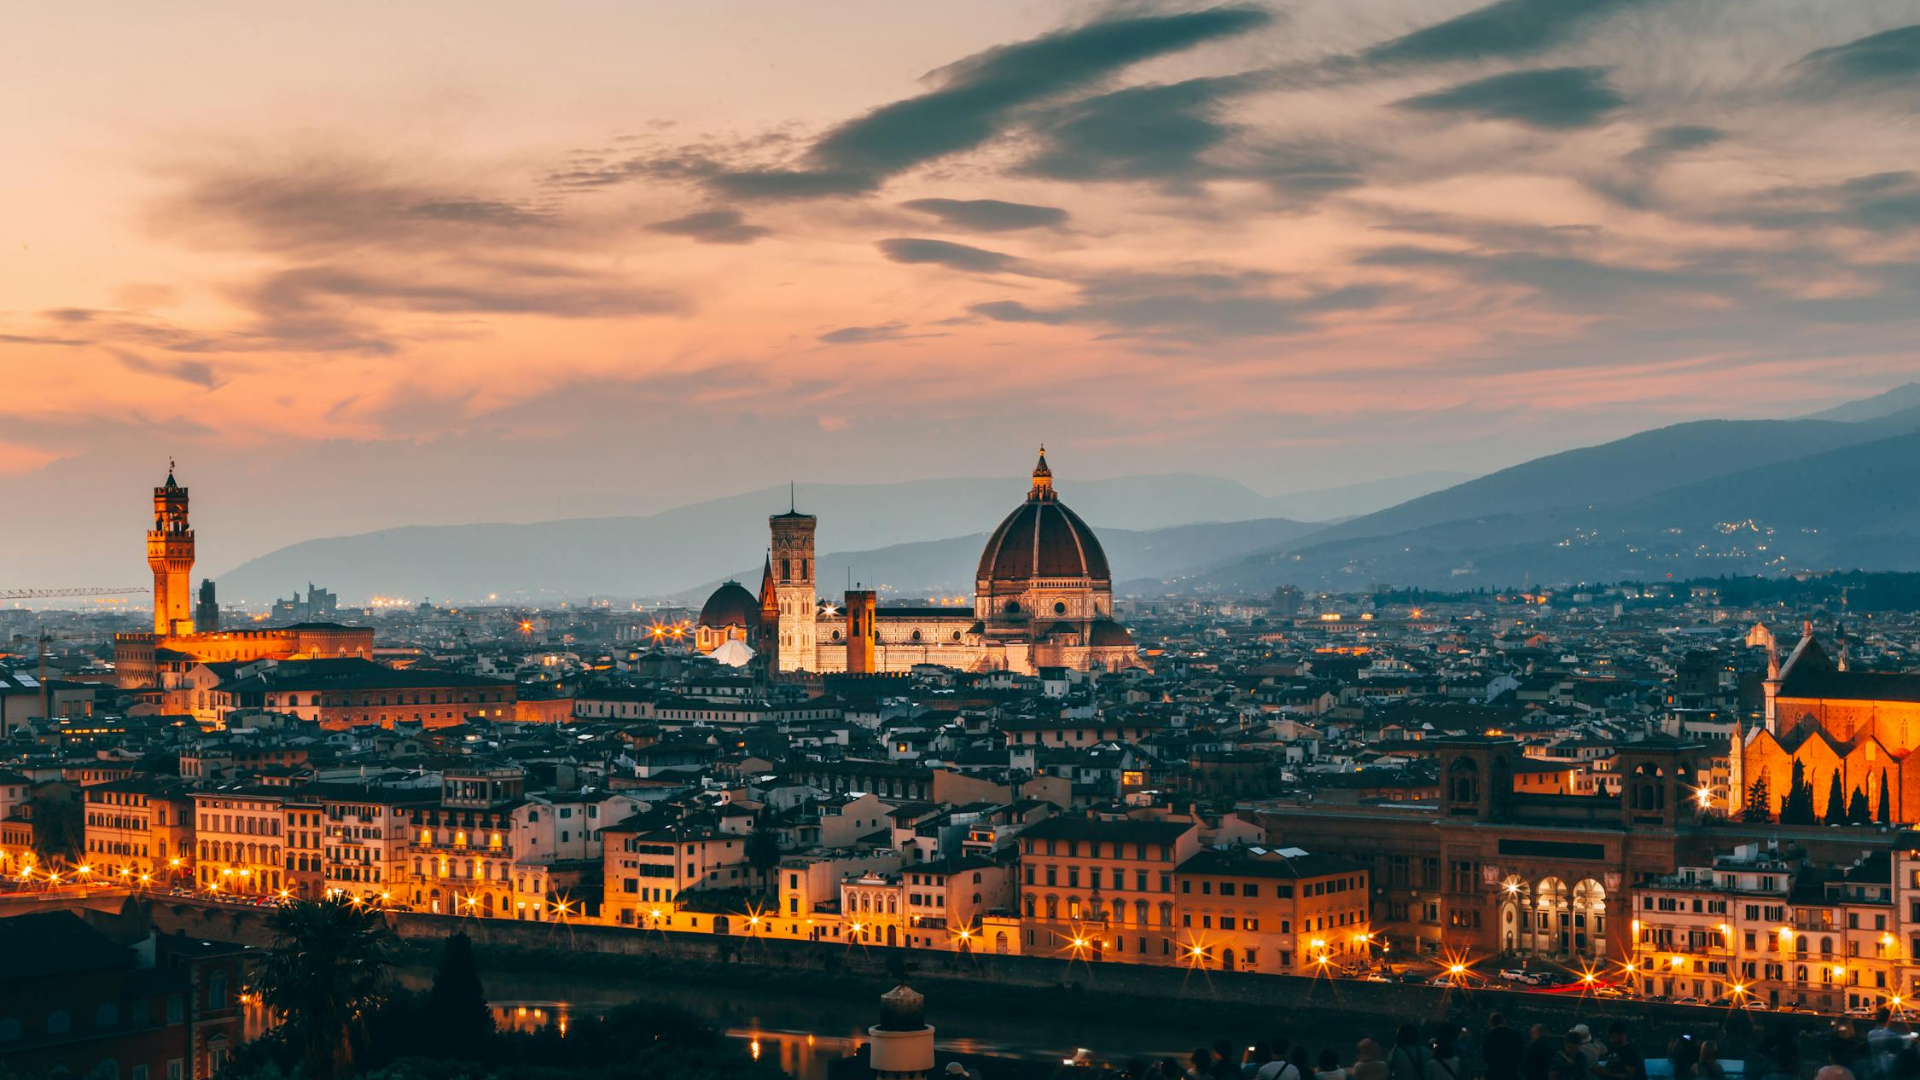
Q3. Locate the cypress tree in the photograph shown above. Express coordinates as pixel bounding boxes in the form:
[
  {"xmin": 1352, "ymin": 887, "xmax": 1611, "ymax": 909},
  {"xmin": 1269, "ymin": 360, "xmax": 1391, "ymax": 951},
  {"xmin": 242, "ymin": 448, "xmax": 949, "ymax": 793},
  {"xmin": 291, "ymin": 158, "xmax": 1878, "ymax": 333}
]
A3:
[
  {"xmin": 1826, "ymin": 770, "xmax": 1847, "ymax": 826},
  {"xmin": 1781, "ymin": 759, "xmax": 1815, "ymax": 826},
  {"xmin": 1743, "ymin": 771, "xmax": 1772, "ymax": 823},
  {"xmin": 1847, "ymin": 787, "xmax": 1871, "ymax": 825},
  {"xmin": 420, "ymin": 931, "xmax": 494, "ymax": 1060},
  {"xmin": 1882, "ymin": 771, "xmax": 1895, "ymax": 825}
]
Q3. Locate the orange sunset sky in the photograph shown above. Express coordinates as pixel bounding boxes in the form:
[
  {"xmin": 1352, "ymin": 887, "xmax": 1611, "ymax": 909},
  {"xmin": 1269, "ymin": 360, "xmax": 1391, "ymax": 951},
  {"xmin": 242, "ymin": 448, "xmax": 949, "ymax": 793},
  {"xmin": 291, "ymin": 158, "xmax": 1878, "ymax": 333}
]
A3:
[{"xmin": 5, "ymin": 1, "xmax": 1920, "ymax": 584}]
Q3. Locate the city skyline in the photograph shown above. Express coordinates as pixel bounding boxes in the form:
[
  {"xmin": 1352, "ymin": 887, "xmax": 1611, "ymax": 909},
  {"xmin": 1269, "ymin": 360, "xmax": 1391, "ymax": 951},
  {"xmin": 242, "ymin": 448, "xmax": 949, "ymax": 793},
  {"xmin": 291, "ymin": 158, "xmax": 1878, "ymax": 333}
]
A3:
[{"xmin": 7, "ymin": 1, "xmax": 1920, "ymax": 585}]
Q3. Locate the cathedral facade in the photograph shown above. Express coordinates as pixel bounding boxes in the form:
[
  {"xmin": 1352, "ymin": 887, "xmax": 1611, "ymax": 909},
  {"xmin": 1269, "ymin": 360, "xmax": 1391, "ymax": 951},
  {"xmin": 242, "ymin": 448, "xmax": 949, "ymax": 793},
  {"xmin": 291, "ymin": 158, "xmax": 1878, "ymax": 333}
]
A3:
[
  {"xmin": 695, "ymin": 451, "xmax": 1143, "ymax": 676},
  {"xmin": 1735, "ymin": 625, "xmax": 1920, "ymax": 823}
]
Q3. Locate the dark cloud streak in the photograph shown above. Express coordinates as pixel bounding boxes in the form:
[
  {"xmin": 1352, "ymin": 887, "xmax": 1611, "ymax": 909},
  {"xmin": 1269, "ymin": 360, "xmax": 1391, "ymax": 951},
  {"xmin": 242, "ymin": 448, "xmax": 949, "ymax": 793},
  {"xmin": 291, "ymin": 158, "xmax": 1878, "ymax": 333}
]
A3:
[{"xmin": 1397, "ymin": 66, "xmax": 1626, "ymax": 129}]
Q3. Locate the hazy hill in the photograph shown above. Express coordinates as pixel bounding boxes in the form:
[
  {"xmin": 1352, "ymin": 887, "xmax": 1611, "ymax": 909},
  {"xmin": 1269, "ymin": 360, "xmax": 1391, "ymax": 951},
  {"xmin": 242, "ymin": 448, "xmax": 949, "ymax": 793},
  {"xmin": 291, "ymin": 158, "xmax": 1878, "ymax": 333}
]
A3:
[
  {"xmin": 217, "ymin": 474, "xmax": 1315, "ymax": 602},
  {"xmin": 1201, "ymin": 427, "xmax": 1920, "ymax": 591},
  {"xmin": 1805, "ymin": 383, "xmax": 1920, "ymax": 423},
  {"xmin": 676, "ymin": 517, "xmax": 1324, "ymax": 604},
  {"xmin": 1299, "ymin": 413, "xmax": 1920, "ymax": 550}
]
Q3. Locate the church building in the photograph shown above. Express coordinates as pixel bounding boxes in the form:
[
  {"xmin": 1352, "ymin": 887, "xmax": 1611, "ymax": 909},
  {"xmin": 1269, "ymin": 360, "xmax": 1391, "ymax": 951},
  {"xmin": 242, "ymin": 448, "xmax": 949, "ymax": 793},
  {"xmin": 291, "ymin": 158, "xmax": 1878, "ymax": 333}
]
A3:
[
  {"xmin": 1736, "ymin": 624, "xmax": 1920, "ymax": 823},
  {"xmin": 694, "ymin": 451, "xmax": 1143, "ymax": 676}
]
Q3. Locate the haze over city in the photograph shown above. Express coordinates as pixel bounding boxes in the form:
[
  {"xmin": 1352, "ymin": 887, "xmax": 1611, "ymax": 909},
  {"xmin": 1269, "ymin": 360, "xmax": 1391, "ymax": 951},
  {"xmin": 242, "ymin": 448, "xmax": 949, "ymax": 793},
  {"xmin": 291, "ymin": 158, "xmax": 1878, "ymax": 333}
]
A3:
[{"xmin": 7, "ymin": 1, "xmax": 1920, "ymax": 590}]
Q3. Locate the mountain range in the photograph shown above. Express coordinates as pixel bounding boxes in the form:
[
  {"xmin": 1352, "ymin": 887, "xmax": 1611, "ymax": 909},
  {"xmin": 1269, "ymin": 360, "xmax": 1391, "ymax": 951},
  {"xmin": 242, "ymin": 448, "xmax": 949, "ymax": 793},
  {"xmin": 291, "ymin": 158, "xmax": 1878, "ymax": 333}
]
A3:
[{"xmin": 216, "ymin": 384, "xmax": 1920, "ymax": 601}]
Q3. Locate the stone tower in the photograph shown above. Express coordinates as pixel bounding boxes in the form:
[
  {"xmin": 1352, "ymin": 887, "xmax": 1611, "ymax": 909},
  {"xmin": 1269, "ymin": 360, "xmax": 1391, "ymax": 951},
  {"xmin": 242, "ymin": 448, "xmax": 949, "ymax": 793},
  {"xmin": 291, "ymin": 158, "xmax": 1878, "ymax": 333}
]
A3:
[
  {"xmin": 769, "ymin": 489, "xmax": 817, "ymax": 673},
  {"xmin": 195, "ymin": 578, "xmax": 220, "ymax": 632},
  {"xmin": 846, "ymin": 588, "xmax": 878, "ymax": 675},
  {"xmin": 147, "ymin": 464, "xmax": 195, "ymax": 637}
]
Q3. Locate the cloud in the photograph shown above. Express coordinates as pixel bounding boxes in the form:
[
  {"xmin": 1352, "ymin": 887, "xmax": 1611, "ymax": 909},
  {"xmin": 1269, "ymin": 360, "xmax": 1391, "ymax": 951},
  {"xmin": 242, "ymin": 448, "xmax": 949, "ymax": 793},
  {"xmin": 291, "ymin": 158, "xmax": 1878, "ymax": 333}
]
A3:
[
  {"xmin": 116, "ymin": 353, "xmax": 225, "ymax": 388},
  {"xmin": 1022, "ymin": 75, "xmax": 1257, "ymax": 184},
  {"xmin": 1364, "ymin": 0, "xmax": 1654, "ymax": 67},
  {"xmin": 972, "ymin": 270, "xmax": 1388, "ymax": 339},
  {"xmin": 818, "ymin": 322, "xmax": 913, "ymax": 344},
  {"xmin": 900, "ymin": 198, "xmax": 1068, "ymax": 231},
  {"xmin": 877, "ymin": 238, "xmax": 1029, "ymax": 274},
  {"xmin": 0, "ymin": 333, "xmax": 89, "ymax": 346},
  {"xmin": 1742, "ymin": 171, "xmax": 1920, "ymax": 232},
  {"xmin": 1623, "ymin": 124, "xmax": 1724, "ymax": 166},
  {"xmin": 1797, "ymin": 24, "xmax": 1920, "ymax": 88},
  {"xmin": 577, "ymin": 7, "xmax": 1274, "ymax": 200},
  {"xmin": 1397, "ymin": 67, "xmax": 1626, "ymax": 129},
  {"xmin": 1356, "ymin": 245, "xmax": 1746, "ymax": 311},
  {"xmin": 154, "ymin": 159, "xmax": 557, "ymax": 256},
  {"xmin": 645, "ymin": 208, "xmax": 772, "ymax": 244},
  {"xmin": 246, "ymin": 264, "xmax": 683, "ymax": 322}
]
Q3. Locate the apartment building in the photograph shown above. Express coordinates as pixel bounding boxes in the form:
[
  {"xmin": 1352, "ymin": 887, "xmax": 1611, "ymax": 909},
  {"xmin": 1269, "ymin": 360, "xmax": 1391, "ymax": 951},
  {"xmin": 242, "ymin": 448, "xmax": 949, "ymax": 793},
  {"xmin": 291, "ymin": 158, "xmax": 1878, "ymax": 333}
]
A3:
[
  {"xmin": 1016, "ymin": 815, "xmax": 1201, "ymax": 962},
  {"xmin": 1171, "ymin": 846, "xmax": 1372, "ymax": 976}
]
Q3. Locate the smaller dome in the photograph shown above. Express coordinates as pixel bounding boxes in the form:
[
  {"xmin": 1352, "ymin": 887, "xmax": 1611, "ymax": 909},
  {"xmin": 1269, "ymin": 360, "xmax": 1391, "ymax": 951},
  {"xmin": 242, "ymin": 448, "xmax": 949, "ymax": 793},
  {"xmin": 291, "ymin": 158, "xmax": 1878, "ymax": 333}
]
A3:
[
  {"xmin": 699, "ymin": 581, "xmax": 759, "ymax": 628},
  {"xmin": 1088, "ymin": 620, "xmax": 1134, "ymax": 648}
]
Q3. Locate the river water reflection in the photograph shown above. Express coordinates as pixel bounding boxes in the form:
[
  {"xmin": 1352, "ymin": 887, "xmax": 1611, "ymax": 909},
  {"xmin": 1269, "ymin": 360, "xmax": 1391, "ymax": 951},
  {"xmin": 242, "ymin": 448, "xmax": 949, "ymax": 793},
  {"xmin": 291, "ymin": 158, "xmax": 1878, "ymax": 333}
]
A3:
[{"xmin": 426, "ymin": 969, "xmax": 1202, "ymax": 1080}]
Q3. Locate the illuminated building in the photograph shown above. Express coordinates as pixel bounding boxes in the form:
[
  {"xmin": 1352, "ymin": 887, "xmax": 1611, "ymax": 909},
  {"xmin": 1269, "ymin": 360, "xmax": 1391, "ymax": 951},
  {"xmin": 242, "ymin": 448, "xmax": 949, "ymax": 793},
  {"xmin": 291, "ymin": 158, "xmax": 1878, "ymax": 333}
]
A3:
[
  {"xmin": 114, "ymin": 466, "xmax": 374, "ymax": 690},
  {"xmin": 1173, "ymin": 846, "xmax": 1372, "ymax": 975},
  {"xmin": 218, "ymin": 656, "xmax": 516, "ymax": 731},
  {"xmin": 1256, "ymin": 735, "xmax": 1714, "ymax": 962},
  {"xmin": 1736, "ymin": 625, "xmax": 1920, "ymax": 822},
  {"xmin": 1017, "ymin": 816, "xmax": 1200, "ymax": 961},
  {"xmin": 694, "ymin": 450, "xmax": 1143, "ymax": 676},
  {"xmin": 191, "ymin": 789, "xmax": 286, "ymax": 895},
  {"xmin": 81, "ymin": 778, "xmax": 195, "ymax": 884}
]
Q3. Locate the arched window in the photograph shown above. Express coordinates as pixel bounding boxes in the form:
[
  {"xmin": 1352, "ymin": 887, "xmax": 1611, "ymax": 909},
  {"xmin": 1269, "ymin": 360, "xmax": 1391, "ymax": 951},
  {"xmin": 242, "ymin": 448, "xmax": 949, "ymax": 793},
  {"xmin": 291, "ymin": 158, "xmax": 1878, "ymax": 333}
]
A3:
[
  {"xmin": 93, "ymin": 1059, "xmax": 120, "ymax": 1080},
  {"xmin": 95, "ymin": 1004, "xmax": 119, "ymax": 1027},
  {"xmin": 47, "ymin": 1011, "xmax": 71, "ymax": 1035}
]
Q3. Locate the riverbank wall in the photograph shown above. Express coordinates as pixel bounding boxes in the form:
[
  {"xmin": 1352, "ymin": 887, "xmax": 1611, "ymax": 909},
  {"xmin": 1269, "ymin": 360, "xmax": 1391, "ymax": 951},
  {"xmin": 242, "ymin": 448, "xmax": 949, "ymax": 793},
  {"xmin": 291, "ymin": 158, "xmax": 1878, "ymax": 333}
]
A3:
[{"xmin": 126, "ymin": 897, "xmax": 1806, "ymax": 1059}]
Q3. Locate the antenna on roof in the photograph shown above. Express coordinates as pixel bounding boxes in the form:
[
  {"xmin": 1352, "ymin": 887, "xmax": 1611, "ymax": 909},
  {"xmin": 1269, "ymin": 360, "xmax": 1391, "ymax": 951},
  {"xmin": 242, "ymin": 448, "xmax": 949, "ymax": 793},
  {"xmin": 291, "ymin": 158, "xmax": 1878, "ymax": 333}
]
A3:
[{"xmin": 789, "ymin": 480, "xmax": 796, "ymax": 513}]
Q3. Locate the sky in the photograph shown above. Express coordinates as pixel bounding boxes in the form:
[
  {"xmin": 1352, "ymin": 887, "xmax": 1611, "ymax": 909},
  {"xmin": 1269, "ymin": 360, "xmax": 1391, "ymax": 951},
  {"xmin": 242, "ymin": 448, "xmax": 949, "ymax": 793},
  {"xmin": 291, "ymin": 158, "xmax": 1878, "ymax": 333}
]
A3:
[{"xmin": 5, "ymin": 0, "xmax": 1920, "ymax": 586}]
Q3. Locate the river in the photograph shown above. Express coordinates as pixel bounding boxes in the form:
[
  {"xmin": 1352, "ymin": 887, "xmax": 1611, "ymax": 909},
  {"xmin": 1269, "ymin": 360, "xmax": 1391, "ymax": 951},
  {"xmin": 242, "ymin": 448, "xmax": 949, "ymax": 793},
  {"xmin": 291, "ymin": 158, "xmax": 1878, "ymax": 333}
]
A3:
[{"xmin": 401, "ymin": 968, "xmax": 1210, "ymax": 1080}]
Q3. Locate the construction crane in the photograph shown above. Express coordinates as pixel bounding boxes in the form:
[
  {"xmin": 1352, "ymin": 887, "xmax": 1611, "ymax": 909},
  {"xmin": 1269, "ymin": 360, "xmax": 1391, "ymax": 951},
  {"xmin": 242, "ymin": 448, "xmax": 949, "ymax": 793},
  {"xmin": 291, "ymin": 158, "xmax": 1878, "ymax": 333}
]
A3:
[{"xmin": 1, "ymin": 586, "xmax": 148, "ymax": 601}]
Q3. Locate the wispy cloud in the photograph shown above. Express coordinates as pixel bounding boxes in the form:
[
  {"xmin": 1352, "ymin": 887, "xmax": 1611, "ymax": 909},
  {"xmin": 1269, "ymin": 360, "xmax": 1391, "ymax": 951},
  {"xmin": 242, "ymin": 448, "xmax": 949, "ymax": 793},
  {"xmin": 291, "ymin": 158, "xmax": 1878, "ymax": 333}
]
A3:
[{"xmin": 1397, "ymin": 67, "xmax": 1627, "ymax": 129}]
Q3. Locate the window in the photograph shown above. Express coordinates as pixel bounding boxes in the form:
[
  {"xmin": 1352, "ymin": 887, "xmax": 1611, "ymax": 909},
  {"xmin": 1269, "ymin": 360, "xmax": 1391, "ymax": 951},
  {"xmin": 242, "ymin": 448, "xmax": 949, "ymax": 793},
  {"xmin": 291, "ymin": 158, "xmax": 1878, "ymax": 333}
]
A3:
[
  {"xmin": 48, "ymin": 1011, "xmax": 71, "ymax": 1035},
  {"xmin": 0, "ymin": 1018, "xmax": 19, "ymax": 1042}
]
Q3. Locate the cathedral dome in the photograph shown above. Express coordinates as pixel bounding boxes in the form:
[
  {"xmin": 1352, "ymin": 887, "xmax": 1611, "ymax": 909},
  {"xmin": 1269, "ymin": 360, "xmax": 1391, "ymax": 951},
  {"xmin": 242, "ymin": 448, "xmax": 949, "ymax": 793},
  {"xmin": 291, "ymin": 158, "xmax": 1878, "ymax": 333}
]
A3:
[
  {"xmin": 699, "ymin": 581, "xmax": 760, "ymax": 628},
  {"xmin": 977, "ymin": 450, "xmax": 1111, "ymax": 584}
]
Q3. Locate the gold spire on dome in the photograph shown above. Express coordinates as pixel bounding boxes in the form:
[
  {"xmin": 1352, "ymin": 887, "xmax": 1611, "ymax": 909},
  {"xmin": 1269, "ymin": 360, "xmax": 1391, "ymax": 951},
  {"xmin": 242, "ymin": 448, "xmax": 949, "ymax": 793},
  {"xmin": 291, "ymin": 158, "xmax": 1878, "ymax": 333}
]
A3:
[{"xmin": 1029, "ymin": 446, "xmax": 1054, "ymax": 501}]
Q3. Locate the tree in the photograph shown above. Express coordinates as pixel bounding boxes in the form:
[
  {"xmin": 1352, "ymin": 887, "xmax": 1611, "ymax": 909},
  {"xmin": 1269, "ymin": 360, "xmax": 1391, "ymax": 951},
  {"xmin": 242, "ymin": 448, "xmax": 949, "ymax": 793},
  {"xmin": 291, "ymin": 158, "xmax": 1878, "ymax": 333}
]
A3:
[
  {"xmin": 1847, "ymin": 787, "xmax": 1872, "ymax": 825},
  {"xmin": 1826, "ymin": 770, "xmax": 1847, "ymax": 826},
  {"xmin": 1780, "ymin": 759, "xmax": 1817, "ymax": 826},
  {"xmin": 253, "ymin": 897, "xmax": 398, "ymax": 1080},
  {"xmin": 1743, "ymin": 771, "xmax": 1772, "ymax": 823},
  {"xmin": 1882, "ymin": 771, "xmax": 1895, "ymax": 825},
  {"xmin": 419, "ymin": 932, "xmax": 492, "ymax": 1060},
  {"xmin": 745, "ymin": 824, "xmax": 782, "ymax": 892}
]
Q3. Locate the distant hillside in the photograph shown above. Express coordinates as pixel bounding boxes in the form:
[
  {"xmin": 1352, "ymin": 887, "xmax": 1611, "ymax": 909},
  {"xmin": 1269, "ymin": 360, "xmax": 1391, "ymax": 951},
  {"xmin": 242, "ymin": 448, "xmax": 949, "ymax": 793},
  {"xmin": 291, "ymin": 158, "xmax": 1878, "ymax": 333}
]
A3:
[
  {"xmin": 677, "ymin": 517, "xmax": 1324, "ymax": 603},
  {"xmin": 1300, "ymin": 414, "xmax": 1920, "ymax": 551},
  {"xmin": 1201, "ymin": 428, "xmax": 1920, "ymax": 591},
  {"xmin": 1806, "ymin": 383, "xmax": 1920, "ymax": 423},
  {"xmin": 217, "ymin": 473, "xmax": 1308, "ymax": 602},
  {"xmin": 1261, "ymin": 470, "xmax": 1475, "ymax": 522}
]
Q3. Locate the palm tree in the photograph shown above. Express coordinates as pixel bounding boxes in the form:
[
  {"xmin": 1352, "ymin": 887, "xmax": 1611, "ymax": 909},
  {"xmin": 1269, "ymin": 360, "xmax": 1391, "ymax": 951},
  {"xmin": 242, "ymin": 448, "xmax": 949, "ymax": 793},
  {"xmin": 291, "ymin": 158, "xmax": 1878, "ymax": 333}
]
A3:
[{"xmin": 252, "ymin": 897, "xmax": 398, "ymax": 1080}]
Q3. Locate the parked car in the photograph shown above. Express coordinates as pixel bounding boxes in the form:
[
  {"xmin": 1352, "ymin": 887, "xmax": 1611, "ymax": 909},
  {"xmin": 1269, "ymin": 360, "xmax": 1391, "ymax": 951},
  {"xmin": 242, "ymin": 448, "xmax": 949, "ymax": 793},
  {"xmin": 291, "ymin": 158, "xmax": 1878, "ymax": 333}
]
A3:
[{"xmin": 1500, "ymin": 969, "xmax": 1542, "ymax": 986}]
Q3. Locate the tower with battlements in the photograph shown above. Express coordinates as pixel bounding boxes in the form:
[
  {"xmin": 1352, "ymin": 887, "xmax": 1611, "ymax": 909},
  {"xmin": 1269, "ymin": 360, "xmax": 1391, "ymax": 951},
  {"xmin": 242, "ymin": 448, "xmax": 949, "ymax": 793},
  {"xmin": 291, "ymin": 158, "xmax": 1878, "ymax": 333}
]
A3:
[{"xmin": 147, "ymin": 465, "xmax": 195, "ymax": 637}]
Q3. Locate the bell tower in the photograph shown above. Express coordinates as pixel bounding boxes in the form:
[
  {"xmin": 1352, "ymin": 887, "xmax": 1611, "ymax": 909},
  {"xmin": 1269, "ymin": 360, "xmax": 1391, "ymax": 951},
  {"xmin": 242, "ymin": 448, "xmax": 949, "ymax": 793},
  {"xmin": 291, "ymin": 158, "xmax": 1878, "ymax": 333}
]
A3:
[
  {"xmin": 769, "ymin": 485, "xmax": 817, "ymax": 673},
  {"xmin": 147, "ymin": 462, "xmax": 196, "ymax": 637}
]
